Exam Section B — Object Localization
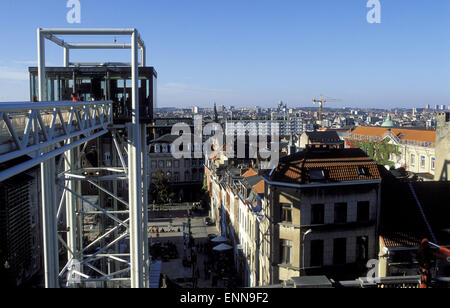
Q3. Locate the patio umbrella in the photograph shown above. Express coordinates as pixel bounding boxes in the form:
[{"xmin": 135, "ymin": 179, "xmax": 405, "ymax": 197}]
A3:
[
  {"xmin": 213, "ymin": 243, "xmax": 233, "ymax": 252},
  {"xmin": 211, "ymin": 236, "xmax": 229, "ymax": 243}
]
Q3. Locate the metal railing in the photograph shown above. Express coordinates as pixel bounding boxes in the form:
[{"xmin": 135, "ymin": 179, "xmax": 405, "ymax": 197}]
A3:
[{"xmin": 0, "ymin": 100, "xmax": 113, "ymax": 182}]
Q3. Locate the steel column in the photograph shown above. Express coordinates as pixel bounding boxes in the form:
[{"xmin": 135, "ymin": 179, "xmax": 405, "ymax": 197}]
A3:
[
  {"xmin": 38, "ymin": 27, "xmax": 59, "ymax": 288},
  {"xmin": 65, "ymin": 139, "xmax": 79, "ymax": 262},
  {"xmin": 64, "ymin": 47, "xmax": 70, "ymax": 67},
  {"xmin": 41, "ymin": 153, "xmax": 59, "ymax": 288},
  {"xmin": 141, "ymin": 124, "xmax": 149, "ymax": 287},
  {"xmin": 38, "ymin": 28, "xmax": 46, "ymax": 101},
  {"xmin": 128, "ymin": 30, "xmax": 144, "ymax": 288}
]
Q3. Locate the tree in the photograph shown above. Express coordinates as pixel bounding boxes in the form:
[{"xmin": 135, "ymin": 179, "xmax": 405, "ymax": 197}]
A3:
[{"xmin": 151, "ymin": 170, "xmax": 176, "ymax": 205}]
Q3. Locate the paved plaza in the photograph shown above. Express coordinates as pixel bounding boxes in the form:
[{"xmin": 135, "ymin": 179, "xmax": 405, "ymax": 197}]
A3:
[{"xmin": 148, "ymin": 212, "xmax": 228, "ymax": 288}]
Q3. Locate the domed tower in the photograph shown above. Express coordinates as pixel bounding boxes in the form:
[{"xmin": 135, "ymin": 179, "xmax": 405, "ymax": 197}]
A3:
[{"xmin": 381, "ymin": 114, "xmax": 396, "ymax": 128}]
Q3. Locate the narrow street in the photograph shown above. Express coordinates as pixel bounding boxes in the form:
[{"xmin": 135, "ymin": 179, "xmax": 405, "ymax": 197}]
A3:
[{"xmin": 148, "ymin": 208, "xmax": 230, "ymax": 288}]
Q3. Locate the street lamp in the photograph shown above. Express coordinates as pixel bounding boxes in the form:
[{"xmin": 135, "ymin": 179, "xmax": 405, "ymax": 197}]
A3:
[{"xmin": 302, "ymin": 229, "xmax": 312, "ymax": 276}]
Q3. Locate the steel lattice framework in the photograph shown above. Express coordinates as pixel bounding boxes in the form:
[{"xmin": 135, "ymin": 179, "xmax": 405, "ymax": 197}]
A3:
[
  {"xmin": 0, "ymin": 28, "xmax": 151, "ymax": 288},
  {"xmin": 0, "ymin": 101, "xmax": 112, "ymax": 182}
]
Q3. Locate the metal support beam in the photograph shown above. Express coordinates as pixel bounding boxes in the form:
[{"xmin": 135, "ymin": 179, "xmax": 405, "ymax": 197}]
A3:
[
  {"xmin": 141, "ymin": 124, "xmax": 150, "ymax": 287},
  {"xmin": 15, "ymin": 27, "xmax": 152, "ymax": 288},
  {"xmin": 64, "ymin": 47, "xmax": 70, "ymax": 67},
  {"xmin": 65, "ymin": 139, "xmax": 78, "ymax": 262},
  {"xmin": 38, "ymin": 28, "xmax": 46, "ymax": 102},
  {"xmin": 128, "ymin": 30, "xmax": 144, "ymax": 288},
  {"xmin": 41, "ymin": 152, "xmax": 59, "ymax": 288}
]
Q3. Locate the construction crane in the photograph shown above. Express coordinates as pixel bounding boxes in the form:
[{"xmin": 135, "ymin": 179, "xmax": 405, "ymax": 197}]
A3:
[
  {"xmin": 417, "ymin": 239, "xmax": 450, "ymax": 288},
  {"xmin": 312, "ymin": 94, "xmax": 342, "ymax": 124}
]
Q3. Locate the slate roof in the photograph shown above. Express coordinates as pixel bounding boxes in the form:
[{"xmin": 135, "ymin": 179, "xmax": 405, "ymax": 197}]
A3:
[{"xmin": 306, "ymin": 131, "xmax": 342, "ymax": 144}]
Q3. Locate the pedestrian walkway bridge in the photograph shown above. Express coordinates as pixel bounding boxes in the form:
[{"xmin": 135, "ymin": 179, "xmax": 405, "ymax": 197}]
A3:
[{"xmin": 0, "ymin": 100, "xmax": 112, "ymax": 182}]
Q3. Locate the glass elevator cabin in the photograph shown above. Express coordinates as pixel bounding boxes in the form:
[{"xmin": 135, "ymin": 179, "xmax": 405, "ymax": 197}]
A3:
[{"xmin": 28, "ymin": 66, "xmax": 157, "ymax": 124}]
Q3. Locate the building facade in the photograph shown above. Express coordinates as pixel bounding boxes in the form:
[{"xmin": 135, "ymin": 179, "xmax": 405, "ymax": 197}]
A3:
[
  {"xmin": 263, "ymin": 148, "xmax": 382, "ymax": 283},
  {"xmin": 205, "ymin": 146, "xmax": 383, "ymax": 286},
  {"xmin": 435, "ymin": 112, "xmax": 450, "ymax": 181},
  {"xmin": 346, "ymin": 126, "xmax": 436, "ymax": 178},
  {"xmin": 149, "ymin": 134, "xmax": 204, "ymax": 202}
]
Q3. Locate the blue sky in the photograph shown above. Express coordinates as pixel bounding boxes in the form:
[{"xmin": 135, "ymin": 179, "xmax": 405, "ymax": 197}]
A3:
[{"xmin": 0, "ymin": 0, "xmax": 449, "ymax": 109}]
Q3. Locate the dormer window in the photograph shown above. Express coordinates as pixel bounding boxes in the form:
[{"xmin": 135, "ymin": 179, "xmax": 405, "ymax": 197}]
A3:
[
  {"xmin": 357, "ymin": 166, "xmax": 370, "ymax": 176},
  {"xmin": 310, "ymin": 169, "xmax": 325, "ymax": 181}
]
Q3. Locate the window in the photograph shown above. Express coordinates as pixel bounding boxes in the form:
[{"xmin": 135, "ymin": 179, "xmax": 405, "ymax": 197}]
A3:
[
  {"xmin": 356, "ymin": 236, "xmax": 369, "ymax": 263},
  {"xmin": 357, "ymin": 201, "xmax": 370, "ymax": 222},
  {"xmin": 310, "ymin": 169, "xmax": 326, "ymax": 181},
  {"xmin": 281, "ymin": 204, "xmax": 293, "ymax": 223},
  {"xmin": 185, "ymin": 159, "xmax": 190, "ymax": 168},
  {"xmin": 411, "ymin": 154, "xmax": 416, "ymax": 166},
  {"xmin": 334, "ymin": 203, "xmax": 347, "ymax": 224},
  {"xmin": 311, "ymin": 204, "xmax": 325, "ymax": 225},
  {"xmin": 420, "ymin": 156, "xmax": 426, "ymax": 169},
  {"xmin": 357, "ymin": 166, "xmax": 370, "ymax": 177},
  {"xmin": 280, "ymin": 239, "xmax": 293, "ymax": 265},
  {"xmin": 167, "ymin": 160, "xmax": 172, "ymax": 168},
  {"xmin": 174, "ymin": 160, "xmax": 180, "ymax": 168},
  {"xmin": 151, "ymin": 160, "xmax": 157, "ymax": 169},
  {"xmin": 333, "ymin": 238, "xmax": 347, "ymax": 265},
  {"xmin": 158, "ymin": 160, "xmax": 164, "ymax": 169},
  {"xmin": 310, "ymin": 240, "xmax": 324, "ymax": 267},
  {"xmin": 431, "ymin": 157, "xmax": 435, "ymax": 170},
  {"xmin": 162, "ymin": 144, "xmax": 168, "ymax": 153},
  {"xmin": 155, "ymin": 144, "xmax": 161, "ymax": 153},
  {"xmin": 174, "ymin": 172, "xmax": 180, "ymax": 182}
]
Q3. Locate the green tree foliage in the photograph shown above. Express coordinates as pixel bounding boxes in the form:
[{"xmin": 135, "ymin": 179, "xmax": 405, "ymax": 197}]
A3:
[
  {"xmin": 151, "ymin": 170, "xmax": 176, "ymax": 204},
  {"xmin": 350, "ymin": 138, "xmax": 400, "ymax": 166}
]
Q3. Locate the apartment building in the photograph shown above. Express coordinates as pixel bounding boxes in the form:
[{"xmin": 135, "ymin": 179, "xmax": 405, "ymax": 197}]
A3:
[
  {"xmin": 435, "ymin": 112, "xmax": 450, "ymax": 181},
  {"xmin": 346, "ymin": 126, "xmax": 436, "ymax": 178},
  {"xmin": 298, "ymin": 131, "xmax": 345, "ymax": 150},
  {"xmin": 262, "ymin": 147, "xmax": 382, "ymax": 283},
  {"xmin": 149, "ymin": 134, "xmax": 204, "ymax": 201},
  {"xmin": 205, "ymin": 145, "xmax": 383, "ymax": 286},
  {"xmin": 226, "ymin": 117, "xmax": 303, "ymax": 137},
  {"xmin": 0, "ymin": 158, "xmax": 42, "ymax": 287}
]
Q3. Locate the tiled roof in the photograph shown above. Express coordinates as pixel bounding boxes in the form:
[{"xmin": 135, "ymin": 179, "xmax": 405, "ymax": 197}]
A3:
[
  {"xmin": 268, "ymin": 148, "xmax": 381, "ymax": 184},
  {"xmin": 243, "ymin": 168, "xmax": 258, "ymax": 178},
  {"xmin": 252, "ymin": 179, "xmax": 265, "ymax": 195},
  {"xmin": 347, "ymin": 126, "xmax": 436, "ymax": 145}
]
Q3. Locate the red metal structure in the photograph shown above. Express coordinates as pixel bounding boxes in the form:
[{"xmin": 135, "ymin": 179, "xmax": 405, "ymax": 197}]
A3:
[{"xmin": 418, "ymin": 239, "xmax": 450, "ymax": 288}]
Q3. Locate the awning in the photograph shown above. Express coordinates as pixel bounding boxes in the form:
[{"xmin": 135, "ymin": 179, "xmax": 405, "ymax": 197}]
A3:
[
  {"xmin": 211, "ymin": 236, "xmax": 229, "ymax": 243},
  {"xmin": 213, "ymin": 243, "xmax": 233, "ymax": 252}
]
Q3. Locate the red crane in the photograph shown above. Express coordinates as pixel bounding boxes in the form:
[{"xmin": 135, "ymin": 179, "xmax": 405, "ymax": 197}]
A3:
[{"xmin": 417, "ymin": 239, "xmax": 450, "ymax": 288}]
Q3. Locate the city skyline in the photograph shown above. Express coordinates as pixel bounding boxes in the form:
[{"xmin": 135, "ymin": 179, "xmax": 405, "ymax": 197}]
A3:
[{"xmin": 0, "ymin": 0, "xmax": 449, "ymax": 109}]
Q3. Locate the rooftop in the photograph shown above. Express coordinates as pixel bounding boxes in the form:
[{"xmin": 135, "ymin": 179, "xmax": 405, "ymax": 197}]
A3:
[
  {"xmin": 266, "ymin": 148, "xmax": 381, "ymax": 185},
  {"xmin": 305, "ymin": 131, "xmax": 342, "ymax": 144},
  {"xmin": 379, "ymin": 172, "xmax": 450, "ymax": 248},
  {"xmin": 347, "ymin": 126, "xmax": 436, "ymax": 147}
]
